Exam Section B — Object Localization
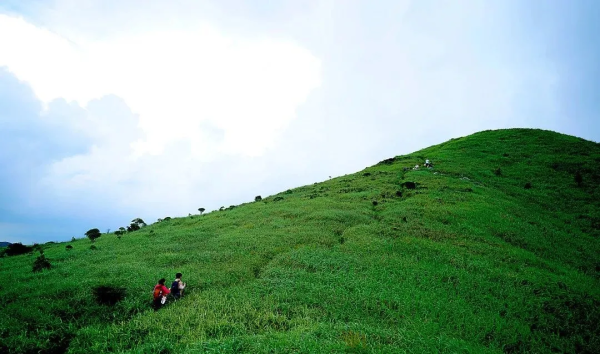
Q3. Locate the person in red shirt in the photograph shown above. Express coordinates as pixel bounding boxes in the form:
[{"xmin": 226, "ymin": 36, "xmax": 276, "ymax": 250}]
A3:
[{"xmin": 153, "ymin": 278, "xmax": 171, "ymax": 310}]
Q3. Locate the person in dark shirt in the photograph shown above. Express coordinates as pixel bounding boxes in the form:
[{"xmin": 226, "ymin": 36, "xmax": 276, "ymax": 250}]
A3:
[{"xmin": 170, "ymin": 272, "xmax": 187, "ymax": 300}]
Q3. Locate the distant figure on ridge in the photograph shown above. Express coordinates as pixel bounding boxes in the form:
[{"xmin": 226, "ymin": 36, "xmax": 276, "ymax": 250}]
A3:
[
  {"xmin": 425, "ymin": 159, "xmax": 433, "ymax": 168},
  {"xmin": 170, "ymin": 272, "xmax": 187, "ymax": 300},
  {"xmin": 153, "ymin": 278, "xmax": 171, "ymax": 310}
]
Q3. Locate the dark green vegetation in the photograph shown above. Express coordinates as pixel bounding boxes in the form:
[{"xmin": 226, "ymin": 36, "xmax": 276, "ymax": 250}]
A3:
[{"xmin": 0, "ymin": 129, "xmax": 598, "ymax": 353}]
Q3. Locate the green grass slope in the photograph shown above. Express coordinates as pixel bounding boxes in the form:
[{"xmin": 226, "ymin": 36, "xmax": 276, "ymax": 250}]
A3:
[{"xmin": 1, "ymin": 128, "xmax": 598, "ymax": 353}]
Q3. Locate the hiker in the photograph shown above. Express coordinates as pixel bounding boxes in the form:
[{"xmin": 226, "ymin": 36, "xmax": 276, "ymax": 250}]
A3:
[
  {"xmin": 153, "ymin": 278, "xmax": 171, "ymax": 310},
  {"xmin": 425, "ymin": 159, "xmax": 433, "ymax": 168},
  {"xmin": 170, "ymin": 272, "xmax": 187, "ymax": 300}
]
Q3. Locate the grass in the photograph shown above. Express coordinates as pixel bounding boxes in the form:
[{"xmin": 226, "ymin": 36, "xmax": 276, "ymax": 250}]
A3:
[{"xmin": 0, "ymin": 128, "xmax": 598, "ymax": 353}]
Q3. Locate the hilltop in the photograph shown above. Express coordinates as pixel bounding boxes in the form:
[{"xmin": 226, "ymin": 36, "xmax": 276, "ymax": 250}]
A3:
[{"xmin": 0, "ymin": 128, "xmax": 598, "ymax": 353}]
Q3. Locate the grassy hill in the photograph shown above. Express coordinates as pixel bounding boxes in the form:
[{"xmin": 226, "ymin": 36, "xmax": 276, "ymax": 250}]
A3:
[{"xmin": 0, "ymin": 128, "xmax": 598, "ymax": 353}]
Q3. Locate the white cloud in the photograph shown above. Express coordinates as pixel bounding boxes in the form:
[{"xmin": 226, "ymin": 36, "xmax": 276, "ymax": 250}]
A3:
[{"xmin": 0, "ymin": 13, "xmax": 321, "ymax": 158}]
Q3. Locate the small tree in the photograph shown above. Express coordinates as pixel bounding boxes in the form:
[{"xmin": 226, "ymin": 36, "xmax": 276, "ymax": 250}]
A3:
[
  {"xmin": 127, "ymin": 218, "xmax": 146, "ymax": 232},
  {"xmin": 127, "ymin": 223, "xmax": 140, "ymax": 232},
  {"xmin": 33, "ymin": 252, "xmax": 51, "ymax": 272},
  {"xmin": 131, "ymin": 218, "xmax": 146, "ymax": 227},
  {"xmin": 85, "ymin": 228, "xmax": 101, "ymax": 242},
  {"xmin": 198, "ymin": 208, "xmax": 205, "ymax": 215},
  {"xmin": 255, "ymin": 196, "xmax": 262, "ymax": 202}
]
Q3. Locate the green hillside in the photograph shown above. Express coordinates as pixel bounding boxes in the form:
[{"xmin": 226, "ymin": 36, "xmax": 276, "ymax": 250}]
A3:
[{"xmin": 1, "ymin": 128, "xmax": 598, "ymax": 353}]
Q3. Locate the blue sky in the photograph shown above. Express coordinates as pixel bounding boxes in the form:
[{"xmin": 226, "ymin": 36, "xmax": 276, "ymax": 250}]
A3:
[{"xmin": 0, "ymin": 0, "xmax": 598, "ymax": 244}]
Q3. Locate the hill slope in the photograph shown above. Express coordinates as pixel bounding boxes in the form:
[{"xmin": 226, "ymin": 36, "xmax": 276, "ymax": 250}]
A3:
[{"xmin": 1, "ymin": 128, "xmax": 599, "ymax": 353}]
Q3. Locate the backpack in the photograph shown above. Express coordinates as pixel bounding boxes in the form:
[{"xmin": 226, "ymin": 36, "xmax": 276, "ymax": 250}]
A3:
[
  {"xmin": 153, "ymin": 286, "xmax": 163, "ymax": 300},
  {"xmin": 170, "ymin": 280, "xmax": 180, "ymax": 295}
]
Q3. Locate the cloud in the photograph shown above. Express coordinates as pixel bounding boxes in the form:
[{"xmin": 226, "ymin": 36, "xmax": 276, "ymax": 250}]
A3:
[{"xmin": 0, "ymin": 12, "xmax": 321, "ymax": 158}]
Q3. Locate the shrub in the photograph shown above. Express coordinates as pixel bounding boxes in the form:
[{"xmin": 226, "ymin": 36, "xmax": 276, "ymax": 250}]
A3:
[
  {"xmin": 273, "ymin": 197, "xmax": 284, "ymax": 202},
  {"xmin": 494, "ymin": 168, "xmax": 502, "ymax": 176},
  {"xmin": 32, "ymin": 253, "xmax": 51, "ymax": 272},
  {"xmin": 92, "ymin": 286, "xmax": 126, "ymax": 306},
  {"xmin": 401, "ymin": 181, "xmax": 416, "ymax": 189},
  {"xmin": 127, "ymin": 223, "xmax": 141, "ymax": 232},
  {"xmin": 219, "ymin": 206, "xmax": 225, "ymax": 211},
  {"xmin": 128, "ymin": 218, "xmax": 146, "ymax": 232},
  {"xmin": 66, "ymin": 245, "xmax": 73, "ymax": 250},
  {"xmin": 255, "ymin": 196, "xmax": 262, "ymax": 202},
  {"xmin": 131, "ymin": 218, "xmax": 146, "ymax": 226},
  {"xmin": 85, "ymin": 228, "xmax": 101, "ymax": 242},
  {"xmin": 5, "ymin": 243, "xmax": 33, "ymax": 256},
  {"xmin": 524, "ymin": 182, "xmax": 532, "ymax": 189},
  {"xmin": 90, "ymin": 245, "xmax": 98, "ymax": 250}
]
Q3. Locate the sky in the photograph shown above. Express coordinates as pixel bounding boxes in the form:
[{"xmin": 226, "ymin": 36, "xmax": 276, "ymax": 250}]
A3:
[{"xmin": 1, "ymin": 0, "xmax": 598, "ymax": 244}]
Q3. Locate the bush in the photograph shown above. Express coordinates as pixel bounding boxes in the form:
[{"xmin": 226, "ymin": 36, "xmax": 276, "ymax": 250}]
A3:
[
  {"xmin": 66, "ymin": 245, "xmax": 73, "ymax": 250},
  {"xmin": 90, "ymin": 245, "xmax": 98, "ymax": 250},
  {"xmin": 494, "ymin": 168, "xmax": 502, "ymax": 176},
  {"xmin": 127, "ymin": 223, "xmax": 141, "ymax": 232},
  {"xmin": 401, "ymin": 181, "xmax": 416, "ymax": 189},
  {"xmin": 273, "ymin": 197, "xmax": 284, "ymax": 202},
  {"xmin": 524, "ymin": 182, "xmax": 532, "ymax": 189},
  {"xmin": 5, "ymin": 243, "xmax": 33, "ymax": 256},
  {"xmin": 92, "ymin": 286, "xmax": 126, "ymax": 306},
  {"xmin": 85, "ymin": 228, "xmax": 101, "ymax": 242},
  {"xmin": 33, "ymin": 253, "xmax": 51, "ymax": 272},
  {"xmin": 255, "ymin": 196, "xmax": 262, "ymax": 202}
]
